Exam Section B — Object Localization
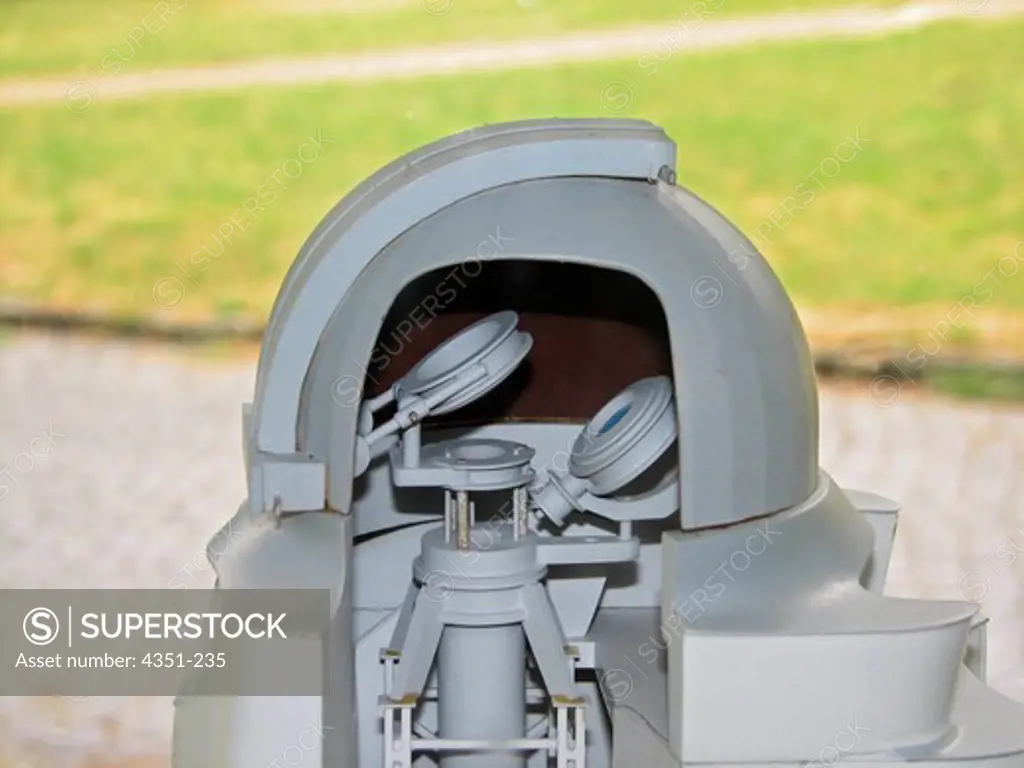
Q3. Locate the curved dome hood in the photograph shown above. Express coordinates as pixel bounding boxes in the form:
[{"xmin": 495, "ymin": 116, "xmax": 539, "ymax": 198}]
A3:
[{"xmin": 246, "ymin": 118, "xmax": 818, "ymax": 530}]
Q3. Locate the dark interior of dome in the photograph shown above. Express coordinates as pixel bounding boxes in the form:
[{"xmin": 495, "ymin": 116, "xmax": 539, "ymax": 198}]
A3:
[{"xmin": 364, "ymin": 260, "xmax": 672, "ymax": 424}]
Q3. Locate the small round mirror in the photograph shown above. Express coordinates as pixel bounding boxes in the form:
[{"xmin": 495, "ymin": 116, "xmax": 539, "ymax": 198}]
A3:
[{"xmin": 570, "ymin": 376, "xmax": 676, "ymax": 495}]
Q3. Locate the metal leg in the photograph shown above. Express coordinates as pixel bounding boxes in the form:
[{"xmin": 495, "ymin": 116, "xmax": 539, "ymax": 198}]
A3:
[
  {"xmin": 456, "ymin": 491, "xmax": 471, "ymax": 551},
  {"xmin": 382, "ymin": 705, "xmax": 414, "ymax": 768},
  {"xmin": 387, "ymin": 582, "xmax": 420, "ymax": 655},
  {"xmin": 444, "ymin": 490, "xmax": 453, "ymax": 543},
  {"xmin": 388, "ymin": 589, "xmax": 446, "ymax": 700},
  {"xmin": 521, "ymin": 582, "xmax": 579, "ymax": 699},
  {"xmin": 555, "ymin": 705, "xmax": 586, "ymax": 768},
  {"xmin": 513, "ymin": 486, "xmax": 528, "ymax": 540}
]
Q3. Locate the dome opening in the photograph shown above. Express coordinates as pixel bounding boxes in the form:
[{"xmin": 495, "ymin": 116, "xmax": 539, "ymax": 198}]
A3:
[{"xmin": 363, "ymin": 259, "xmax": 671, "ymax": 425}]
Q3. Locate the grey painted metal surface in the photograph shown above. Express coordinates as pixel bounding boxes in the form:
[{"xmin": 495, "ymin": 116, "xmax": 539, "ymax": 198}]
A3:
[
  {"xmin": 302, "ymin": 174, "xmax": 818, "ymax": 531},
  {"xmin": 254, "ymin": 118, "xmax": 815, "ymax": 531},
  {"xmin": 228, "ymin": 117, "xmax": 825, "ymax": 766}
]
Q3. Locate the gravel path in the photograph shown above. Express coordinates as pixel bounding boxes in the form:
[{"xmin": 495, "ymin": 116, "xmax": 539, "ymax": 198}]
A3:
[
  {"xmin": 1, "ymin": 0, "xmax": 1023, "ymax": 109},
  {"xmin": 0, "ymin": 334, "xmax": 1020, "ymax": 764}
]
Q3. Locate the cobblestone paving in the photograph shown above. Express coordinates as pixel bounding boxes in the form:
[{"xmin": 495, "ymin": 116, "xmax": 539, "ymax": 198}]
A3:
[{"xmin": 0, "ymin": 334, "xmax": 1020, "ymax": 764}]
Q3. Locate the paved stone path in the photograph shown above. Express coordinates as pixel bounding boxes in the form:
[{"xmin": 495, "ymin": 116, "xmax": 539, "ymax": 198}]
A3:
[
  {"xmin": 0, "ymin": 334, "xmax": 1020, "ymax": 764},
  {"xmin": 1, "ymin": 0, "xmax": 1023, "ymax": 108}
]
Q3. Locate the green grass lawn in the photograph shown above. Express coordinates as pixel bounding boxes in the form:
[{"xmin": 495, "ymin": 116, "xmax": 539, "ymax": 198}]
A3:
[
  {"xmin": 928, "ymin": 367, "xmax": 1024, "ymax": 402},
  {"xmin": 0, "ymin": 18, "xmax": 1021, "ymax": 328},
  {"xmin": 0, "ymin": 0, "xmax": 907, "ymax": 78}
]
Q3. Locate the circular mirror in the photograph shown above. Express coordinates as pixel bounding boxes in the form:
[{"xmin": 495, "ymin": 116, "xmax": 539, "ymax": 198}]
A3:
[
  {"xmin": 395, "ymin": 311, "xmax": 533, "ymax": 415},
  {"xmin": 570, "ymin": 376, "xmax": 676, "ymax": 494}
]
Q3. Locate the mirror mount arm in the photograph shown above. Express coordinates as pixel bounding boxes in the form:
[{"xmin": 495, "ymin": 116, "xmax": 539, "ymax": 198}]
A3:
[
  {"xmin": 530, "ymin": 471, "xmax": 680, "ymax": 529},
  {"xmin": 578, "ymin": 476, "xmax": 680, "ymax": 522},
  {"xmin": 353, "ymin": 365, "xmax": 489, "ymax": 476}
]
